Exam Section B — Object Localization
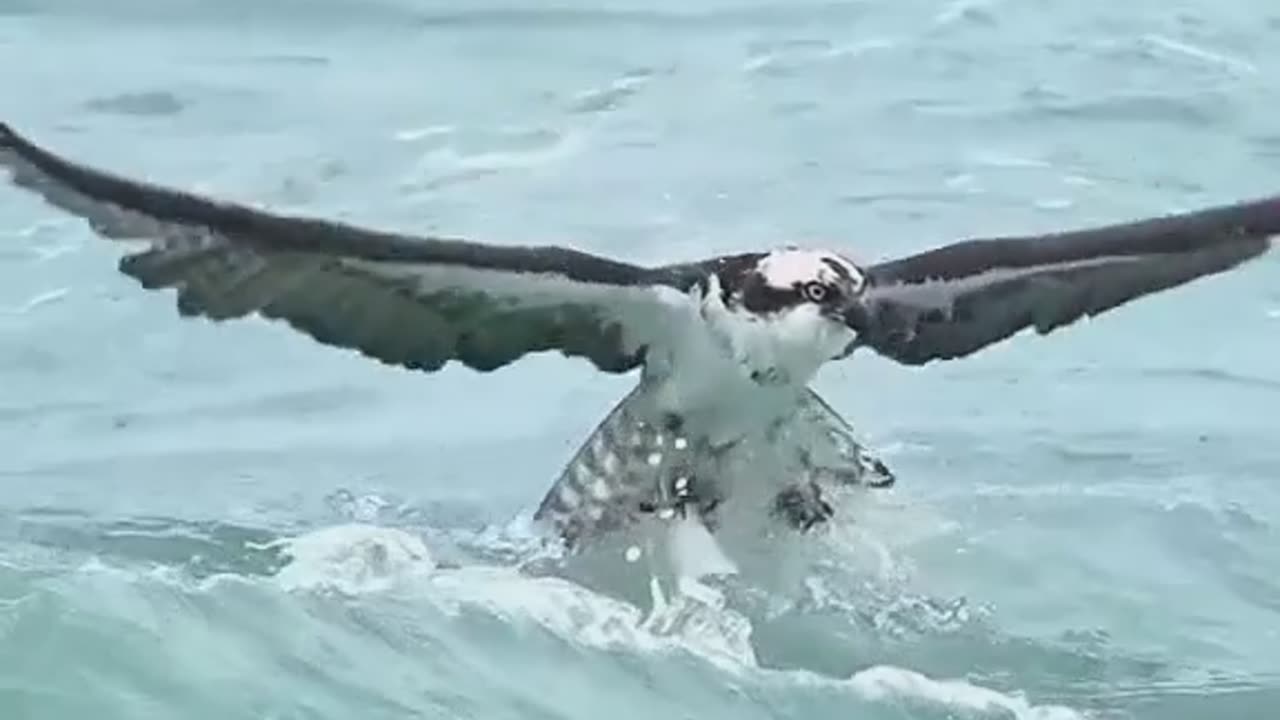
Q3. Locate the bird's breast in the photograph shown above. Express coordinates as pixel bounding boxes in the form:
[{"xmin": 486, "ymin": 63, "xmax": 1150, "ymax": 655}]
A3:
[
  {"xmin": 635, "ymin": 294, "xmax": 815, "ymax": 446},
  {"xmin": 641, "ymin": 362, "xmax": 805, "ymax": 449}
]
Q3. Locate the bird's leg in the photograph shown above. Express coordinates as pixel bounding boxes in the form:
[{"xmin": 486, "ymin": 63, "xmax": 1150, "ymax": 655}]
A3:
[
  {"xmin": 638, "ymin": 473, "xmax": 720, "ymax": 519},
  {"xmin": 771, "ymin": 480, "xmax": 834, "ymax": 531}
]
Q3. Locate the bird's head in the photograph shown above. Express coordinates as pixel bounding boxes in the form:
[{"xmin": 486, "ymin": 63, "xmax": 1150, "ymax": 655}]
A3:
[{"xmin": 711, "ymin": 248, "xmax": 870, "ymax": 382}]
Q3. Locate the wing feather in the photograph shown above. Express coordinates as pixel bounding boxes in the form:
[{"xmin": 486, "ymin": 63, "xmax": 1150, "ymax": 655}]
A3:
[
  {"xmin": 851, "ymin": 198, "xmax": 1277, "ymax": 365},
  {"xmin": 0, "ymin": 122, "xmax": 693, "ymax": 375}
]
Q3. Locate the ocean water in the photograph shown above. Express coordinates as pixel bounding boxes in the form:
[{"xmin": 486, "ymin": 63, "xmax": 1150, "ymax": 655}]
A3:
[{"xmin": 2, "ymin": 0, "xmax": 1280, "ymax": 718}]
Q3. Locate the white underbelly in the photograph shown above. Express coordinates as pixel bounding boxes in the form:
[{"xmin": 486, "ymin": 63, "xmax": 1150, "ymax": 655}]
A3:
[{"xmin": 642, "ymin": 361, "xmax": 804, "ymax": 448}]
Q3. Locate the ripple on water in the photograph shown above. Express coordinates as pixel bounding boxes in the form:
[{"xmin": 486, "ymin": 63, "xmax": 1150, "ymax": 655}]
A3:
[
  {"xmin": 566, "ymin": 68, "xmax": 658, "ymax": 115},
  {"xmin": 398, "ymin": 126, "xmax": 581, "ymax": 193},
  {"xmin": 1016, "ymin": 89, "xmax": 1229, "ymax": 129},
  {"xmin": 82, "ymin": 91, "xmax": 187, "ymax": 117}
]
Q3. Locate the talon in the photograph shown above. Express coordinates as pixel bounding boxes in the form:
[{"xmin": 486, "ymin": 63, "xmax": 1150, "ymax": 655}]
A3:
[
  {"xmin": 772, "ymin": 483, "xmax": 834, "ymax": 532},
  {"xmin": 637, "ymin": 473, "xmax": 719, "ymax": 524},
  {"xmin": 867, "ymin": 460, "xmax": 895, "ymax": 488},
  {"xmin": 673, "ymin": 476, "xmax": 692, "ymax": 498},
  {"xmin": 639, "ymin": 497, "xmax": 692, "ymax": 520},
  {"xmin": 859, "ymin": 453, "xmax": 896, "ymax": 488},
  {"xmin": 671, "ymin": 475, "xmax": 694, "ymax": 517}
]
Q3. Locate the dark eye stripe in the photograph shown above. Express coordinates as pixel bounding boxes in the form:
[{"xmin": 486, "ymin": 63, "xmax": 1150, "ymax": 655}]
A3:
[{"xmin": 739, "ymin": 273, "xmax": 802, "ymax": 313}]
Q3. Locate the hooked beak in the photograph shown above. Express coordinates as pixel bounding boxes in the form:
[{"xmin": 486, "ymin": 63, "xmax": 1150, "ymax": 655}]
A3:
[
  {"xmin": 832, "ymin": 297, "xmax": 868, "ymax": 360},
  {"xmin": 841, "ymin": 297, "xmax": 869, "ymax": 334}
]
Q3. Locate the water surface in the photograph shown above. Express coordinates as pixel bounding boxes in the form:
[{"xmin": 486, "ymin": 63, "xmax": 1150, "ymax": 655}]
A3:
[{"xmin": 2, "ymin": 1, "xmax": 1279, "ymax": 718}]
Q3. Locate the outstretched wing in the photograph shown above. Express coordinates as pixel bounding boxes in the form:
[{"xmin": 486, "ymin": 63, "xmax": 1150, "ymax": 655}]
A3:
[
  {"xmin": 0, "ymin": 123, "xmax": 695, "ymax": 374},
  {"xmin": 848, "ymin": 198, "xmax": 1278, "ymax": 366}
]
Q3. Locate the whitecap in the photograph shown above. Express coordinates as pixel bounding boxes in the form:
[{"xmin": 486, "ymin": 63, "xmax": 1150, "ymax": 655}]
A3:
[
  {"xmin": 392, "ymin": 125, "xmax": 455, "ymax": 143},
  {"xmin": 48, "ymin": 521, "xmax": 1089, "ymax": 720},
  {"xmin": 844, "ymin": 665, "xmax": 1086, "ymax": 720},
  {"xmin": 266, "ymin": 522, "xmax": 757, "ymax": 669},
  {"xmin": 424, "ymin": 558, "xmax": 1086, "ymax": 720},
  {"xmin": 1141, "ymin": 34, "xmax": 1258, "ymax": 76},
  {"xmin": 264, "ymin": 523, "xmax": 436, "ymax": 595},
  {"xmin": 398, "ymin": 128, "xmax": 583, "ymax": 192},
  {"xmin": 1035, "ymin": 198, "xmax": 1075, "ymax": 211},
  {"xmin": 428, "ymin": 564, "xmax": 758, "ymax": 671}
]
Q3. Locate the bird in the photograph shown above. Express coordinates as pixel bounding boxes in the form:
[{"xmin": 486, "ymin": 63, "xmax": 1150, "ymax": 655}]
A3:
[{"xmin": 1, "ymin": 121, "xmax": 1276, "ymax": 564}]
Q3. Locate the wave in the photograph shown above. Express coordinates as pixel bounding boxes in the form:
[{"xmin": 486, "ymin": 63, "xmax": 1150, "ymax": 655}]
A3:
[
  {"xmin": 1, "ymin": 518, "xmax": 1099, "ymax": 720},
  {"xmin": 16, "ymin": 499, "xmax": 1265, "ymax": 720}
]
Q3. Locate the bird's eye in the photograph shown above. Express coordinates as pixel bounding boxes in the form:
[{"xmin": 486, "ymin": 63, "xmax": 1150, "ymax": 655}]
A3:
[{"xmin": 802, "ymin": 281, "xmax": 828, "ymax": 302}]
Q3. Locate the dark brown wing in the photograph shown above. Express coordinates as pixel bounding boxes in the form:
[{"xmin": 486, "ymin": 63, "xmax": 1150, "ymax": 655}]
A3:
[
  {"xmin": 0, "ymin": 122, "xmax": 695, "ymax": 374},
  {"xmin": 850, "ymin": 198, "xmax": 1277, "ymax": 365}
]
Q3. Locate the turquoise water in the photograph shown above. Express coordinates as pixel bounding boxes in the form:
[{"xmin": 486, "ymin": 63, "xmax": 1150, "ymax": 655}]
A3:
[{"xmin": 3, "ymin": 1, "xmax": 1280, "ymax": 718}]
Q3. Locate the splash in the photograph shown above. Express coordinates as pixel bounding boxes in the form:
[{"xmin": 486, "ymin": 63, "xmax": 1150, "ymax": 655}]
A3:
[
  {"xmin": 263, "ymin": 523, "xmax": 1090, "ymax": 720},
  {"xmin": 262, "ymin": 523, "xmax": 437, "ymax": 595}
]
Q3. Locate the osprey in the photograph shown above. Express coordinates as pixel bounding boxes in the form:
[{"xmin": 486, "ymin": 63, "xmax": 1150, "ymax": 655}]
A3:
[{"xmin": 1, "ymin": 122, "xmax": 1276, "ymax": 560}]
